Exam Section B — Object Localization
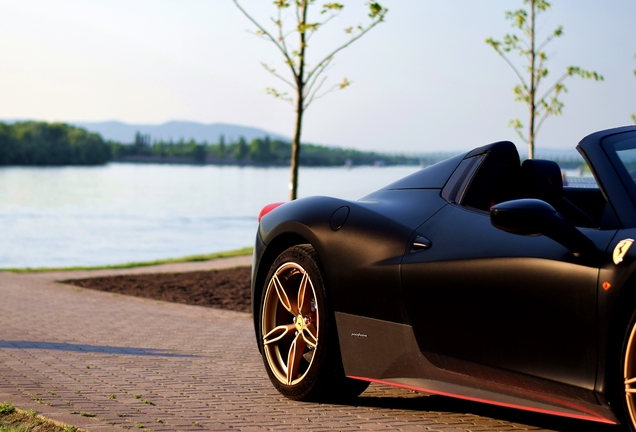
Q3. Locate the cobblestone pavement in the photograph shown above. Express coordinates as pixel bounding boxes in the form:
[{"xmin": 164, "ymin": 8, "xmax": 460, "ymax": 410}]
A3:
[{"xmin": 0, "ymin": 257, "xmax": 621, "ymax": 431}]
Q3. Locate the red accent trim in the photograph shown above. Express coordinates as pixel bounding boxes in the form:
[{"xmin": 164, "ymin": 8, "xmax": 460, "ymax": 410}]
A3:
[
  {"xmin": 258, "ymin": 202, "xmax": 285, "ymax": 223},
  {"xmin": 348, "ymin": 376, "xmax": 616, "ymax": 425}
]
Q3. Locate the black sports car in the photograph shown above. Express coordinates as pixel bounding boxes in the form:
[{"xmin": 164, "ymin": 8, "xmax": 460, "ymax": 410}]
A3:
[{"xmin": 251, "ymin": 125, "xmax": 636, "ymax": 429}]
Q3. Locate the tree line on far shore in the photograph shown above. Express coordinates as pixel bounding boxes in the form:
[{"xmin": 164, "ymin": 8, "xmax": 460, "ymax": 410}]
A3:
[
  {"xmin": 112, "ymin": 132, "xmax": 420, "ymax": 166},
  {"xmin": 0, "ymin": 121, "xmax": 590, "ymax": 169},
  {"xmin": 0, "ymin": 121, "xmax": 111, "ymax": 165},
  {"xmin": 0, "ymin": 121, "xmax": 422, "ymax": 167}
]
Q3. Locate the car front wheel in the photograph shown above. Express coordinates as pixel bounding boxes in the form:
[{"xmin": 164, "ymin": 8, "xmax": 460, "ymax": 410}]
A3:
[{"xmin": 259, "ymin": 244, "xmax": 368, "ymax": 401}]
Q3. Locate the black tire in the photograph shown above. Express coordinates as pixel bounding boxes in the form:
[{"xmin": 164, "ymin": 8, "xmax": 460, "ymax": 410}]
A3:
[{"xmin": 258, "ymin": 244, "xmax": 369, "ymax": 401}]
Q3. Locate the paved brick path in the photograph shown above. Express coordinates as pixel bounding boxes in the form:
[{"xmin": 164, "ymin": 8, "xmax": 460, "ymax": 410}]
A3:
[{"xmin": 0, "ymin": 257, "xmax": 619, "ymax": 431}]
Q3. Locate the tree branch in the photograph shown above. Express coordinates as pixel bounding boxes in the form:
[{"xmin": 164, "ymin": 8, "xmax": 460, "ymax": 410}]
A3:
[
  {"xmin": 537, "ymin": 71, "xmax": 569, "ymax": 102},
  {"xmin": 275, "ymin": 8, "xmax": 293, "ymax": 63},
  {"xmin": 261, "ymin": 63, "xmax": 296, "ymax": 89},
  {"xmin": 233, "ymin": 0, "xmax": 298, "ymax": 78},
  {"xmin": 534, "ymin": 99, "xmax": 558, "ymax": 137},
  {"xmin": 304, "ymin": 56, "xmax": 333, "ymax": 98},
  {"xmin": 496, "ymin": 50, "xmax": 530, "ymax": 90},
  {"xmin": 536, "ymin": 33, "xmax": 556, "ymax": 52},
  {"xmin": 305, "ymin": 11, "xmax": 340, "ymax": 42},
  {"xmin": 308, "ymin": 77, "xmax": 351, "ymax": 108},
  {"xmin": 295, "ymin": 0, "xmax": 301, "ymax": 24},
  {"xmin": 304, "ymin": 76, "xmax": 330, "ymax": 108},
  {"xmin": 306, "ymin": 10, "xmax": 386, "ymax": 82},
  {"xmin": 265, "ymin": 87, "xmax": 294, "ymax": 105},
  {"xmin": 510, "ymin": 120, "xmax": 529, "ymax": 144},
  {"xmin": 533, "ymin": 57, "xmax": 546, "ymax": 93}
]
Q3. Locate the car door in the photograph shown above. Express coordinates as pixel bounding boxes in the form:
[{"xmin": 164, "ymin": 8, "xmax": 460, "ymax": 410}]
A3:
[
  {"xmin": 402, "ymin": 204, "xmax": 615, "ymax": 391},
  {"xmin": 400, "ymin": 147, "xmax": 616, "ymax": 392}
]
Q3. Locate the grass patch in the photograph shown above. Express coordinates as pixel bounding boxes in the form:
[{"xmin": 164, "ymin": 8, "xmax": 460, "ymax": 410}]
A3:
[
  {"xmin": 2, "ymin": 247, "xmax": 253, "ymax": 273},
  {"xmin": 0, "ymin": 402, "xmax": 84, "ymax": 431},
  {"xmin": 0, "ymin": 403, "xmax": 14, "ymax": 416}
]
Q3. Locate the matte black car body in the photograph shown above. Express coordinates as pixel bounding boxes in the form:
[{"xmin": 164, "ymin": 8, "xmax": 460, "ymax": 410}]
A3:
[{"xmin": 252, "ymin": 126, "xmax": 636, "ymax": 426}]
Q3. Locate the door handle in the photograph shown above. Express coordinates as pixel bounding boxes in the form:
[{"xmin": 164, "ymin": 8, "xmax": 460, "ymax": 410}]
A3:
[{"xmin": 412, "ymin": 236, "xmax": 432, "ymax": 251}]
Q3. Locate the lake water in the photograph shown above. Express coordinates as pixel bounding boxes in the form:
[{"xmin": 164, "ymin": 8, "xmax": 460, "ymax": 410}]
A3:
[{"xmin": 0, "ymin": 163, "xmax": 420, "ymax": 268}]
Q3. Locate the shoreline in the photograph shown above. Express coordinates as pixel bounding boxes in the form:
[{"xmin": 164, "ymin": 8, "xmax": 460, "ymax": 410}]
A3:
[{"xmin": 0, "ymin": 247, "xmax": 253, "ymax": 274}]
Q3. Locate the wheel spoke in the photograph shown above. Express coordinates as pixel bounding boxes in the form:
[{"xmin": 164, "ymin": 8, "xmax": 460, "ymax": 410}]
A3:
[
  {"xmin": 286, "ymin": 333, "xmax": 307, "ymax": 385},
  {"xmin": 263, "ymin": 324, "xmax": 296, "ymax": 346},
  {"xmin": 297, "ymin": 272, "xmax": 309, "ymax": 314},
  {"xmin": 302, "ymin": 324, "xmax": 318, "ymax": 348},
  {"xmin": 627, "ymin": 377, "xmax": 636, "ymax": 385},
  {"xmin": 271, "ymin": 274, "xmax": 294, "ymax": 314}
]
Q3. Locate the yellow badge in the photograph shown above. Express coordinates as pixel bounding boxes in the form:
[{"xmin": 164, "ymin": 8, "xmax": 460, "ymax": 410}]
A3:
[{"xmin": 613, "ymin": 239, "xmax": 634, "ymax": 265}]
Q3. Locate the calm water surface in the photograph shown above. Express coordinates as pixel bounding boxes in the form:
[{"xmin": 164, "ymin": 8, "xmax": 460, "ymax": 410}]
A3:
[{"xmin": 0, "ymin": 163, "xmax": 419, "ymax": 268}]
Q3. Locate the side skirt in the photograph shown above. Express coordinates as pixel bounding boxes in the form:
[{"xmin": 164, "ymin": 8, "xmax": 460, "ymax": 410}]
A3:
[{"xmin": 335, "ymin": 312, "xmax": 617, "ymax": 425}]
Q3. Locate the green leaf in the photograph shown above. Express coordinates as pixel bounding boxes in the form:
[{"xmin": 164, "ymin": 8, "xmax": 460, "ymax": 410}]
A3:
[
  {"xmin": 321, "ymin": 3, "xmax": 343, "ymax": 14},
  {"xmin": 297, "ymin": 22, "xmax": 319, "ymax": 33},
  {"xmin": 273, "ymin": 0, "xmax": 291, "ymax": 9},
  {"xmin": 534, "ymin": 0, "xmax": 552, "ymax": 12},
  {"xmin": 367, "ymin": 2, "xmax": 387, "ymax": 19},
  {"xmin": 338, "ymin": 77, "xmax": 351, "ymax": 89}
]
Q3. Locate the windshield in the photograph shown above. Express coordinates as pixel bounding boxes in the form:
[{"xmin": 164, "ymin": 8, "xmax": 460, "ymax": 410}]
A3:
[
  {"xmin": 615, "ymin": 138, "xmax": 636, "ymax": 182},
  {"xmin": 602, "ymin": 131, "xmax": 636, "ymax": 202}
]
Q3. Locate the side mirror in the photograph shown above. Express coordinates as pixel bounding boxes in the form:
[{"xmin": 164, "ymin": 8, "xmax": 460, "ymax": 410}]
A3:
[{"xmin": 490, "ymin": 199, "xmax": 597, "ymax": 255}]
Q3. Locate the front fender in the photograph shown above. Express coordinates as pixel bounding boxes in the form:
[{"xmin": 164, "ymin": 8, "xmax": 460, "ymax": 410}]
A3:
[{"xmin": 255, "ymin": 190, "xmax": 447, "ymax": 325}]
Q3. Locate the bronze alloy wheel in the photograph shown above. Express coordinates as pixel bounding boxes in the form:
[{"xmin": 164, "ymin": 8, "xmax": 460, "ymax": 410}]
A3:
[
  {"xmin": 626, "ymin": 320, "xmax": 636, "ymax": 429},
  {"xmin": 259, "ymin": 244, "xmax": 369, "ymax": 401},
  {"xmin": 262, "ymin": 261, "xmax": 319, "ymax": 386}
]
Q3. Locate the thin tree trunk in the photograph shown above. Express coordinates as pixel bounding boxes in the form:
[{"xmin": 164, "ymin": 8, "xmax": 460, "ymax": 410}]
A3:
[
  {"xmin": 528, "ymin": 0, "xmax": 536, "ymax": 160},
  {"xmin": 289, "ymin": 0, "xmax": 308, "ymax": 201},
  {"xmin": 290, "ymin": 90, "xmax": 303, "ymax": 201}
]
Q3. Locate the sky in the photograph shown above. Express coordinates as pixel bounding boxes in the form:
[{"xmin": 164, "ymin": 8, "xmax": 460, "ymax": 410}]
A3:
[{"xmin": 0, "ymin": 1, "xmax": 634, "ymax": 154}]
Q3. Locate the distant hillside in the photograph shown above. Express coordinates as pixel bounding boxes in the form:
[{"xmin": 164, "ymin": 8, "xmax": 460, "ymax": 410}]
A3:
[{"xmin": 70, "ymin": 120, "xmax": 289, "ymax": 144}]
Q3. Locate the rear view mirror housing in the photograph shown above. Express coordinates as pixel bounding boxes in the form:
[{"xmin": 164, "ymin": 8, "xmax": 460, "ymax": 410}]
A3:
[{"xmin": 490, "ymin": 199, "xmax": 597, "ymax": 255}]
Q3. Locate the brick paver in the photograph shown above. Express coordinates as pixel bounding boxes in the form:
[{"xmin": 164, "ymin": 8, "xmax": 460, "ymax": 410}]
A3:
[{"xmin": 0, "ymin": 257, "xmax": 618, "ymax": 431}]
